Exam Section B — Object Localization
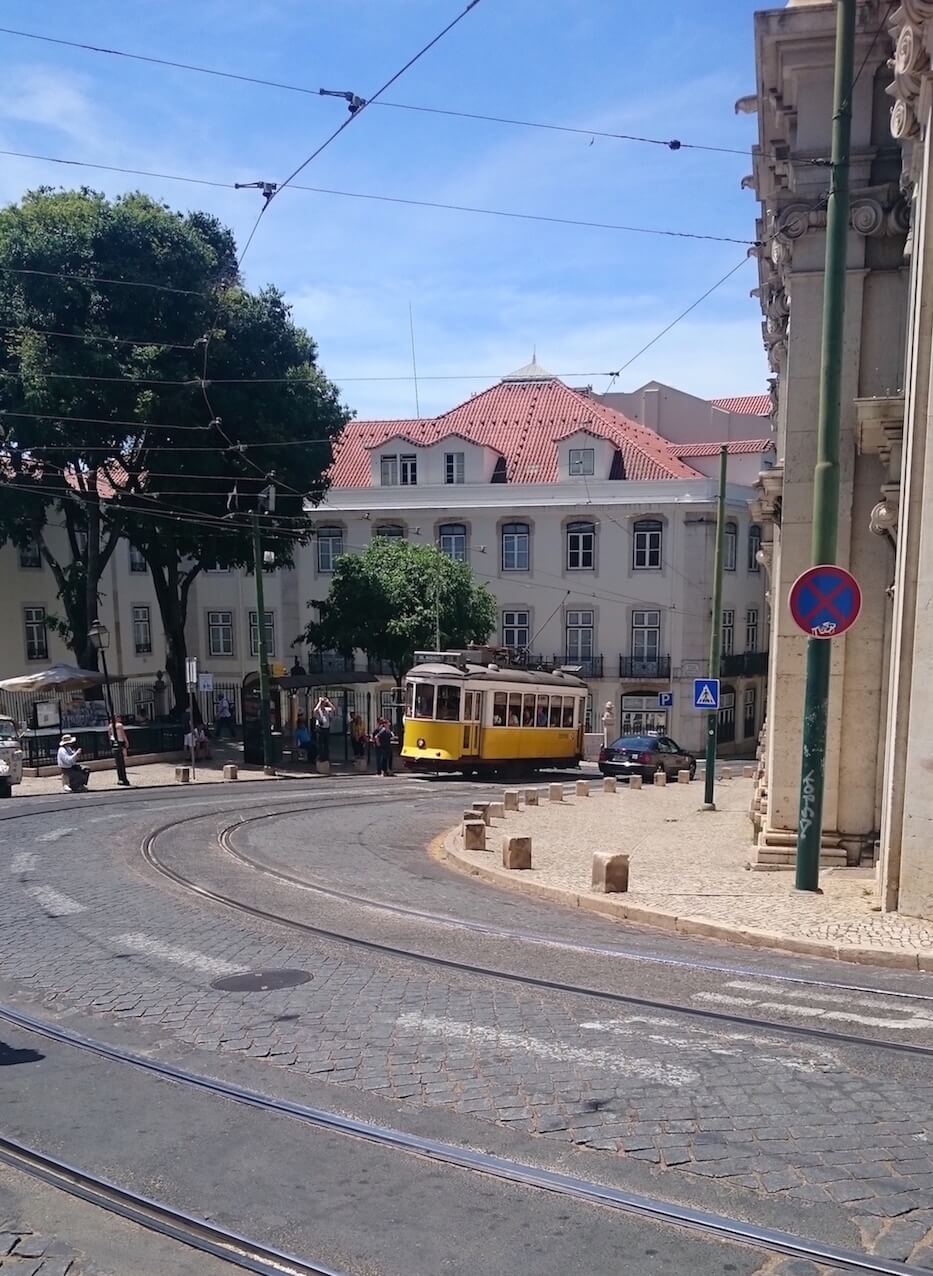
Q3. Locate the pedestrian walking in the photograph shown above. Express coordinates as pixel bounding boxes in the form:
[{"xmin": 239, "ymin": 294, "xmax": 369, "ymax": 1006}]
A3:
[
  {"xmin": 373, "ymin": 717, "xmax": 394, "ymax": 777},
  {"xmin": 215, "ymin": 694, "xmax": 233, "ymax": 739},
  {"xmin": 110, "ymin": 715, "xmax": 131, "ymax": 787},
  {"xmin": 313, "ymin": 696, "xmax": 336, "ymax": 763}
]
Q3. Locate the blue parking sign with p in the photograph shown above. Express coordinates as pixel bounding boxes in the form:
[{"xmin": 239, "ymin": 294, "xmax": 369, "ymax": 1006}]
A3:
[
  {"xmin": 693, "ymin": 678, "xmax": 720, "ymax": 710},
  {"xmin": 657, "ymin": 691, "xmax": 673, "ymax": 708}
]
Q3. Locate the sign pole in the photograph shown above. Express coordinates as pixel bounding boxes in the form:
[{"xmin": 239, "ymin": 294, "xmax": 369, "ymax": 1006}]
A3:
[
  {"xmin": 252, "ymin": 506, "xmax": 275, "ymax": 776},
  {"xmin": 703, "ymin": 445, "xmax": 728, "ymax": 809},
  {"xmin": 795, "ymin": 0, "xmax": 855, "ymax": 892},
  {"xmin": 185, "ymin": 655, "xmax": 198, "ymax": 780}
]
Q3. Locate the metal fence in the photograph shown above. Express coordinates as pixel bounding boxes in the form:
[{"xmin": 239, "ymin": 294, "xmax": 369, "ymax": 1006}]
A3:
[{"xmin": 20, "ymin": 723, "xmax": 184, "ymax": 768}]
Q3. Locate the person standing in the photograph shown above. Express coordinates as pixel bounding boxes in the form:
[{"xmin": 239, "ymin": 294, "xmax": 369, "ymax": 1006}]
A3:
[
  {"xmin": 313, "ymin": 696, "xmax": 335, "ymax": 763},
  {"xmin": 110, "ymin": 715, "xmax": 131, "ymax": 787},
  {"xmin": 349, "ymin": 712, "xmax": 366, "ymax": 762},
  {"xmin": 373, "ymin": 717, "xmax": 394, "ymax": 777},
  {"xmin": 215, "ymin": 694, "xmax": 233, "ymax": 739}
]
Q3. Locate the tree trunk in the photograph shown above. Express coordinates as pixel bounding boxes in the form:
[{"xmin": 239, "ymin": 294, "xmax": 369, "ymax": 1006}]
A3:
[{"xmin": 147, "ymin": 548, "xmax": 202, "ymax": 722}]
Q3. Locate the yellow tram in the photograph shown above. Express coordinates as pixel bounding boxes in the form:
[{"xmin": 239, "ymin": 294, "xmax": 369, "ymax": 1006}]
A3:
[{"xmin": 400, "ymin": 651, "xmax": 588, "ymax": 775}]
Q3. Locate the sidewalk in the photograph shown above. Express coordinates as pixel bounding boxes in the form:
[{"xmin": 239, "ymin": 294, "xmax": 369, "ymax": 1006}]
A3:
[{"xmin": 443, "ymin": 777, "xmax": 933, "ymax": 971}]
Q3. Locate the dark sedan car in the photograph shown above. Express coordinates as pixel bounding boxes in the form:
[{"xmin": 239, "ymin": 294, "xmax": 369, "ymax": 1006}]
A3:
[{"xmin": 597, "ymin": 733, "xmax": 696, "ymax": 782}]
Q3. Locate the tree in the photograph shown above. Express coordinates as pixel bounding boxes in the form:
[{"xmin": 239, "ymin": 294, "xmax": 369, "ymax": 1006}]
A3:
[
  {"xmin": 303, "ymin": 538, "xmax": 497, "ymax": 691},
  {"xmin": 0, "ymin": 188, "xmax": 347, "ymax": 704}
]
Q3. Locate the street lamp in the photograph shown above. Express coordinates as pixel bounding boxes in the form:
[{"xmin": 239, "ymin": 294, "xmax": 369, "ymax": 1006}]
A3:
[{"xmin": 88, "ymin": 620, "xmax": 129, "ymax": 786}]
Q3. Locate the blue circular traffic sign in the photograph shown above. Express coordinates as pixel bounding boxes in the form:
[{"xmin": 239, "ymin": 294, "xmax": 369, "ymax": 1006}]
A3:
[{"xmin": 788, "ymin": 564, "xmax": 861, "ymax": 639}]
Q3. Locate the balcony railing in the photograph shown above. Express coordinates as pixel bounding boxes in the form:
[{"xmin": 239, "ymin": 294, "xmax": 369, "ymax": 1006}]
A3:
[
  {"xmin": 306, "ymin": 652, "xmax": 356, "ymax": 675},
  {"xmin": 552, "ymin": 654, "xmax": 604, "ymax": 678},
  {"xmin": 619, "ymin": 655, "xmax": 672, "ymax": 680},
  {"xmin": 720, "ymin": 651, "xmax": 768, "ymax": 677}
]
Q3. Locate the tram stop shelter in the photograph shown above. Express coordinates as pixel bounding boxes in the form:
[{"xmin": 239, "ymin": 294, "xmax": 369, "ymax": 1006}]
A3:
[{"xmin": 242, "ymin": 670, "xmax": 380, "ymax": 766}]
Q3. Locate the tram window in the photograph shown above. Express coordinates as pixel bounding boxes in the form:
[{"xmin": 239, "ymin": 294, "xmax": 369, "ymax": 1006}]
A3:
[
  {"xmin": 578, "ymin": 697, "xmax": 586, "ymax": 727},
  {"xmin": 463, "ymin": 691, "xmax": 473, "ymax": 721},
  {"xmin": 522, "ymin": 693, "xmax": 535, "ymax": 726},
  {"xmin": 473, "ymin": 694, "xmax": 482, "ymax": 722},
  {"xmin": 549, "ymin": 696, "xmax": 562, "ymax": 727},
  {"xmin": 508, "ymin": 692, "xmax": 523, "ymax": 726},
  {"xmin": 406, "ymin": 683, "xmax": 415, "ymax": 716},
  {"xmin": 561, "ymin": 696, "xmax": 575, "ymax": 727},
  {"xmin": 413, "ymin": 683, "xmax": 436, "ymax": 719},
  {"xmin": 535, "ymin": 694, "xmax": 549, "ymax": 726},
  {"xmin": 493, "ymin": 692, "xmax": 507, "ymax": 725},
  {"xmin": 437, "ymin": 685, "xmax": 461, "ymax": 721}
]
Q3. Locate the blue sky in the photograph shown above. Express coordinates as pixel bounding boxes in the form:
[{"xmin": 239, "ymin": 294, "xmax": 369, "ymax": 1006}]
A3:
[{"xmin": 0, "ymin": 1, "xmax": 767, "ymax": 420}]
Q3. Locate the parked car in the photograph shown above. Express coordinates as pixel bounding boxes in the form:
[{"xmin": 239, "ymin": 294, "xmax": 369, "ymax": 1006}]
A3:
[
  {"xmin": 598, "ymin": 733, "xmax": 696, "ymax": 783},
  {"xmin": 0, "ymin": 717, "xmax": 24, "ymax": 798}
]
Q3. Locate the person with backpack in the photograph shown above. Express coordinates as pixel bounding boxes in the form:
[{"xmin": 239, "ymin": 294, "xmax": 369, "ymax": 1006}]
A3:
[{"xmin": 373, "ymin": 717, "xmax": 394, "ymax": 777}]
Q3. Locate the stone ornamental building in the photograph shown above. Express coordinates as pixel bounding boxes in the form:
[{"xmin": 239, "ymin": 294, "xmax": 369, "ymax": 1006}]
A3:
[{"xmin": 751, "ymin": 0, "xmax": 933, "ymax": 919}]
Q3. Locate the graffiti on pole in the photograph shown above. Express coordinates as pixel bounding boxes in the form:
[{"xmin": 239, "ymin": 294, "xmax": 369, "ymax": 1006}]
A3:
[{"xmin": 799, "ymin": 769, "xmax": 817, "ymax": 839}]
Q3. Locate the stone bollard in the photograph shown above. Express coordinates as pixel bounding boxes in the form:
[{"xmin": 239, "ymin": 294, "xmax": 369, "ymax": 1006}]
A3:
[
  {"xmin": 743, "ymin": 765, "xmax": 755, "ymax": 779},
  {"xmin": 175, "ymin": 765, "xmax": 190, "ymax": 784},
  {"xmin": 463, "ymin": 820, "xmax": 486, "ymax": 851},
  {"xmin": 602, "ymin": 776, "xmax": 617, "ymax": 794},
  {"xmin": 549, "ymin": 783, "xmax": 564, "ymax": 803},
  {"xmin": 503, "ymin": 789, "xmax": 520, "ymax": 812},
  {"xmin": 654, "ymin": 770, "xmax": 667, "ymax": 786},
  {"xmin": 720, "ymin": 767, "xmax": 732, "ymax": 781},
  {"xmin": 677, "ymin": 769, "xmax": 691, "ymax": 784},
  {"xmin": 629, "ymin": 774, "xmax": 643, "ymax": 790},
  {"xmin": 592, "ymin": 851, "xmax": 629, "ymax": 893},
  {"xmin": 316, "ymin": 760, "xmax": 331, "ymax": 776},
  {"xmin": 223, "ymin": 763, "xmax": 238, "ymax": 781},
  {"xmin": 502, "ymin": 835, "xmax": 532, "ymax": 870},
  {"xmin": 575, "ymin": 779, "xmax": 590, "ymax": 798},
  {"xmin": 525, "ymin": 788, "xmax": 539, "ymax": 806},
  {"xmin": 487, "ymin": 801, "xmax": 506, "ymax": 821},
  {"xmin": 471, "ymin": 802, "xmax": 492, "ymax": 825}
]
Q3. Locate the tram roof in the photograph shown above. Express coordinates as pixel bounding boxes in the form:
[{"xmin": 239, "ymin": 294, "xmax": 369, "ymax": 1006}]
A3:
[{"xmin": 407, "ymin": 662, "xmax": 587, "ymax": 689}]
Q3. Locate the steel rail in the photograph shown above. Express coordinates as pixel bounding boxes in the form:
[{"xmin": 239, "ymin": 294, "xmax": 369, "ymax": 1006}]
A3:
[
  {"xmin": 140, "ymin": 810, "xmax": 933, "ymax": 1059},
  {"xmin": 0, "ymin": 1002, "xmax": 923, "ymax": 1275},
  {"xmin": 0, "ymin": 1132, "xmax": 346, "ymax": 1276}
]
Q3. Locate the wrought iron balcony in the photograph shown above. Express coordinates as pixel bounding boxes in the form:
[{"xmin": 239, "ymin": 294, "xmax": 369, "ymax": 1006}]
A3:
[
  {"xmin": 720, "ymin": 651, "xmax": 768, "ymax": 677},
  {"xmin": 307, "ymin": 652, "xmax": 356, "ymax": 675},
  {"xmin": 619, "ymin": 655, "xmax": 672, "ymax": 680},
  {"xmin": 553, "ymin": 654, "xmax": 604, "ymax": 678}
]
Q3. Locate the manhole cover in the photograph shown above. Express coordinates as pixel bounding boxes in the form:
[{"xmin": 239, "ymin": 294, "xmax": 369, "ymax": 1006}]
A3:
[{"xmin": 210, "ymin": 968, "xmax": 312, "ymax": 992}]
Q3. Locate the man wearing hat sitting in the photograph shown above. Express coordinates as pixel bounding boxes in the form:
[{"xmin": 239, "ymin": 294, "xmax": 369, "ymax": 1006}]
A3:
[{"xmin": 57, "ymin": 734, "xmax": 88, "ymax": 791}]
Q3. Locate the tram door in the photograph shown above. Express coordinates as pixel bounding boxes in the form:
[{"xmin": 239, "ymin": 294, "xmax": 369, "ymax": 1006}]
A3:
[{"xmin": 462, "ymin": 691, "xmax": 483, "ymax": 758}]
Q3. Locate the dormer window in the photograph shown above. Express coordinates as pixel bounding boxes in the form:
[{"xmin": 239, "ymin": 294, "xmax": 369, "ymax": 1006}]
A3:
[
  {"xmin": 380, "ymin": 453, "xmax": 418, "ymax": 486},
  {"xmin": 445, "ymin": 452, "xmax": 465, "ymax": 484},
  {"xmin": 569, "ymin": 447, "xmax": 595, "ymax": 477}
]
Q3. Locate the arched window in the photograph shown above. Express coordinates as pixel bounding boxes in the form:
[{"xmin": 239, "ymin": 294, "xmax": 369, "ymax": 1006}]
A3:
[
  {"xmin": 316, "ymin": 525, "xmax": 343, "ymax": 573},
  {"xmin": 501, "ymin": 522, "xmax": 530, "ymax": 571},
  {"xmin": 748, "ymin": 524, "xmax": 762, "ymax": 572},
  {"xmin": 566, "ymin": 520, "xmax": 595, "ymax": 570},
  {"xmin": 632, "ymin": 518, "xmax": 662, "ymax": 570},
  {"xmin": 438, "ymin": 523, "xmax": 467, "ymax": 561},
  {"xmin": 375, "ymin": 524, "xmax": 405, "ymax": 539},
  {"xmin": 724, "ymin": 520, "xmax": 738, "ymax": 571}
]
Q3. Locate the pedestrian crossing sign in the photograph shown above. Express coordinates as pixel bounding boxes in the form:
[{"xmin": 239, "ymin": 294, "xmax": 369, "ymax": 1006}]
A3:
[{"xmin": 693, "ymin": 678, "xmax": 720, "ymax": 710}]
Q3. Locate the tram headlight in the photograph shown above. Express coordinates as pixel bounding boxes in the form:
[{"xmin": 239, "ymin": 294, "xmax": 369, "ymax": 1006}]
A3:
[{"xmin": 417, "ymin": 737, "xmax": 426, "ymax": 749}]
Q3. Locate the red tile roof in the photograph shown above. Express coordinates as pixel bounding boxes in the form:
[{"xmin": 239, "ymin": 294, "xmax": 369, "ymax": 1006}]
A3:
[
  {"xmin": 329, "ymin": 379, "xmax": 701, "ymax": 487},
  {"xmin": 673, "ymin": 439, "xmax": 772, "ymax": 458},
  {"xmin": 710, "ymin": 394, "xmax": 771, "ymax": 416}
]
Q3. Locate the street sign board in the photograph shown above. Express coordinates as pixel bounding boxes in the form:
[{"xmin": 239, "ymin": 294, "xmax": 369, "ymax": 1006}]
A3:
[
  {"xmin": 185, "ymin": 656, "xmax": 198, "ymax": 690},
  {"xmin": 693, "ymin": 678, "xmax": 720, "ymax": 710},
  {"xmin": 198, "ymin": 672, "xmax": 214, "ymax": 693},
  {"xmin": 789, "ymin": 564, "xmax": 861, "ymax": 639},
  {"xmin": 658, "ymin": 691, "xmax": 673, "ymax": 708}
]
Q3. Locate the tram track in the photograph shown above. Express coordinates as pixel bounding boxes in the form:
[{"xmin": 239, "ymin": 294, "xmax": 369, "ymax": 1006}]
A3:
[
  {"xmin": 138, "ymin": 802, "xmax": 933, "ymax": 1060},
  {"xmin": 0, "ymin": 999, "xmax": 924, "ymax": 1276}
]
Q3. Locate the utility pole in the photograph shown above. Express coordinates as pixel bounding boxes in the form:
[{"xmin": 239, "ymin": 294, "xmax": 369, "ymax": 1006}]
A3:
[
  {"xmin": 703, "ymin": 445, "xmax": 728, "ymax": 809},
  {"xmin": 795, "ymin": 0, "xmax": 855, "ymax": 892},
  {"xmin": 252, "ymin": 490, "xmax": 275, "ymax": 776}
]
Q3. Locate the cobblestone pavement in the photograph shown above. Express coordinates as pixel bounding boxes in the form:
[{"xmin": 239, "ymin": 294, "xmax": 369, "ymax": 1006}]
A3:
[
  {"xmin": 2, "ymin": 782, "xmax": 933, "ymax": 1268},
  {"xmin": 0, "ymin": 1229, "xmax": 85, "ymax": 1274},
  {"xmin": 449, "ymin": 778, "xmax": 933, "ymax": 959}
]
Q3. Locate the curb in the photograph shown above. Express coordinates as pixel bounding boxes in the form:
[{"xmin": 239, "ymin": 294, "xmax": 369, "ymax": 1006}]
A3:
[{"xmin": 440, "ymin": 828, "xmax": 933, "ymax": 974}]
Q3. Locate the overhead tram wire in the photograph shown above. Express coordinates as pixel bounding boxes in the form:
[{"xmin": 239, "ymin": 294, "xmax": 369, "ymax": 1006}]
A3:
[
  {"xmin": 0, "ymin": 263, "xmax": 210, "ymax": 297},
  {"xmin": 0, "ymin": 26, "xmax": 781, "ymax": 163},
  {"xmin": 0, "ymin": 149, "xmax": 759, "ymax": 248}
]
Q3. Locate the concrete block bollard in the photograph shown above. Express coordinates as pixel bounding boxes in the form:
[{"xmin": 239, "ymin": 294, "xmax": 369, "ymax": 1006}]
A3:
[
  {"xmin": 471, "ymin": 802, "xmax": 492, "ymax": 825},
  {"xmin": 653, "ymin": 770, "xmax": 667, "ymax": 786},
  {"xmin": 487, "ymin": 801, "xmax": 506, "ymax": 821},
  {"xmin": 720, "ymin": 767, "xmax": 732, "ymax": 781},
  {"xmin": 175, "ymin": 765, "xmax": 190, "ymax": 784},
  {"xmin": 575, "ymin": 779, "xmax": 590, "ymax": 798},
  {"xmin": 502, "ymin": 835, "xmax": 532, "ymax": 870},
  {"xmin": 463, "ymin": 820, "xmax": 486, "ymax": 851},
  {"xmin": 602, "ymin": 776, "xmax": 617, "ymax": 794},
  {"xmin": 743, "ymin": 765, "xmax": 755, "ymax": 779},
  {"xmin": 525, "ymin": 788, "xmax": 539, "ymax": 806},
  {"xmin": 629, "ymin": 774, "xmax": 642, "ymax": 790},
  {"xmin": 548, "ymin": 784, "xmax": 564, "ymax": 803},
  {"xmin": 503, "ymin": 789, "xmax": 520, "ymax": 812},
  {"xmin": 677, "ymin": 769, "xmax": 691, "ymax": 784},
  {"xmin": 316, "ymin": 760, "xmax": 331, "ymax": 776},
  {"xmin": 223, "ymin": 764, "xmax": 238, "ymax": 781},
  {"xmin": 592, "ymin": 851, "xmax": 629, "ymax": 893}
]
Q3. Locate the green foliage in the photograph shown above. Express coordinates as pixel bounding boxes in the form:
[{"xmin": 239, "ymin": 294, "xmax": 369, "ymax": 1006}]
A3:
[
  {"xmin": 0, "ymin": 187, "xmax": 349, "ymax": 690},
  {"xmin": 304, "ymin": 538, "xmax": 497, "ymax": 681}
]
